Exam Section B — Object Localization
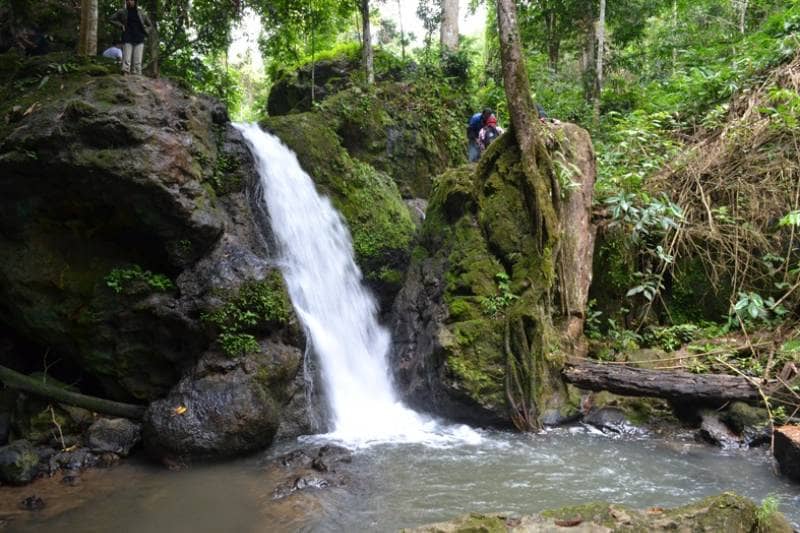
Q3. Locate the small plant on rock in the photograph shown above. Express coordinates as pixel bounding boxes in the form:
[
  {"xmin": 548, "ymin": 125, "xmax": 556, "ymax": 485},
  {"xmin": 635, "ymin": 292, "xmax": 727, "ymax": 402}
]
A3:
[{"xmin": 480, "ymin": 272, "xmax": 518, "ymax": 318}]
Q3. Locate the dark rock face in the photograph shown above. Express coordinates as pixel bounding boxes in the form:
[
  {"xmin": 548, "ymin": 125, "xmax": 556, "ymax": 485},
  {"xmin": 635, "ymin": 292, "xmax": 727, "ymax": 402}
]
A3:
[
  {"xmin": 0, "ymin": 56, "xmax": 308, "ymax": 459},
  {"xmin": 774, "ymin": 425, "xmax": 800, "ymax": 482},
  {"xmin": 86, "ymin": 418, "xmax": 141, "ymax": 456},
  {"xmin": 0, "ymin": 439, "xmax": 39, "ymax": 485},
  {"xmin": 143, "ymin": 343, "xmax": 302, "ymax": 461}
]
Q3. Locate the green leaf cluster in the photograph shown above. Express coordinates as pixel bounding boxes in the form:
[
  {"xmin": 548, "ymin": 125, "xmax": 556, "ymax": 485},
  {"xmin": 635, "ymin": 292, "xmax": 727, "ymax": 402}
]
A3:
[
  {"xmin": 202, "ymin": 272, "xmax": 292, "ymax": 357},
  {"xmin": 105, "ymin": 265, "xmax": 175, "ymax": 295}
]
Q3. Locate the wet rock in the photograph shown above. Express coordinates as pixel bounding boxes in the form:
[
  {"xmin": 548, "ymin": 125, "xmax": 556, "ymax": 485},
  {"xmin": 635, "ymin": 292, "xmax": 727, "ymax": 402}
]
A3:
[
  {"xmin": 540, "ymin": 407, "xmax": 581, "ymax": 427},
  {"xmin": 697, "ymin": 409, "xmax": 742, "ymax": 449},
  {"xmin": 268, "ymin": 445, "xmax": 353, "ymax": 500},
  {"xmin": 143, "ymin": 344, "xmax": 302, "ymax": 461},
  {"xmin": 96, "ymin": 452, "xmax": 120, "ymax": 468},
  {"xmin": 0, "ymin": 440, "xmax": 40, "ymax": 485},
  {"xmin": 406, "ymin": 493, "xmax": 794, "ymax": 532},
  {"xmin": 18, "ymin": 495, "xmax": 45, "ymax": 511},
  {"xmin": 583, "ymin": 407, "xmax": 630, "ymax": 433},
  {"xmin": 279, "ymin": 449, "xmax": 313, "ymax": 470},
  {"xmin": 47, "ymin": 447, "xmax": 98, "ymax": 474},
  {"xmin": 774, "ymin": 425, "xmax": 800, "ymax": 482},
  {"xmin": 61, "ymin": 470, "xmax": 81, "ymax": 486},
  {"xmin": 87, "ymin": 418, "xmax": 141, "ymax": 456},
  {"xmin": 292, "ymin": 476, "xmax": 329, "ymax": 491}
]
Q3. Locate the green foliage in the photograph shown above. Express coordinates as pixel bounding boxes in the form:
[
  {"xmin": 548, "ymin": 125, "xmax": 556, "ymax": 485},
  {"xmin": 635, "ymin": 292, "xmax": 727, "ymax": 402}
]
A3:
[
  {"xmin": 778, "ymin": 209, "xmax": 800, "ymax": 227},
  {"xmin": 480, "ymin": 272, "xmax": 519, "ymax": 318},
  {"xmin": 596, "ymin": 111, "xmax": 681, "ymax": 194},
  {"xmin": 216, "ymin": 332, "xmax": 260, "ymax": 358},
  {"xmin": 732, "ymin": 291, "xmax": 787, "ymax": 322},
  {"xmin": 162, "ymin": 51, "xmax": 242, "ymax": 112},
  {"xmin": 202, "ymin": 272, "xmax": 292, "ymax": 357},
  {"xmin": 105, "ymin": 265, "xmax": 174, "ymax": 295},
  {"xmin": 756, "ymin": 495, "xmax": 780, "ymax": 525},
  {"xmin": 642, "ymin": 324, "xmax": 699, "ymax": 351}
]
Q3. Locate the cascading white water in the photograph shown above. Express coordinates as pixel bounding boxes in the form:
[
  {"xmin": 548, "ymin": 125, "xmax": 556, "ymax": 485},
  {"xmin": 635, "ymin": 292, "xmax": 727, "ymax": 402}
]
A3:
[{"xmin": 235, "ymin": 123, "xmax": 479, "ymax": 447}]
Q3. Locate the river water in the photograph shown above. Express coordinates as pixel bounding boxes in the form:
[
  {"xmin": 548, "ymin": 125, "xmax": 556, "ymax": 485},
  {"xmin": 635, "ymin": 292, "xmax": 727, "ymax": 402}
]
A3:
[{"xmin": 4, "ymin": 427, "xmax": 799, "ymax": 532}]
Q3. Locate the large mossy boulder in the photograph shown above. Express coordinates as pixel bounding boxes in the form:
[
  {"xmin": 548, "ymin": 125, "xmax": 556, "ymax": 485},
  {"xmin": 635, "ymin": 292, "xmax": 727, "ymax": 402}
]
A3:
[
  {"xmin": 0, "ymin": 54, "xmax": 305, "ymax": 458},
  {"xmin": 391, "ymin": 123, "xmax": 596, "ymax": 427},
  {"xmin": 406, "ymin": 493, "xmax": 793, "ymax": 532},
  {"xmin": 270, "ymin": 68, "xmax": 467, "ymax": 200},
  {"xmin": 318, "ymin": 82, "xmax": 467, "ymax": 198},
  {"xmin": 264, "ymin": 112, "xmax": 416, "ymax": 309}
]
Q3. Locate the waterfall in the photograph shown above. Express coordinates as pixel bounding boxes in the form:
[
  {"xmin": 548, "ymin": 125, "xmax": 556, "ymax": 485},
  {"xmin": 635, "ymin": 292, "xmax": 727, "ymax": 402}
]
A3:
[{"xmin": 235, "ymin": 123, "xmax": 479, "ymax": 447}]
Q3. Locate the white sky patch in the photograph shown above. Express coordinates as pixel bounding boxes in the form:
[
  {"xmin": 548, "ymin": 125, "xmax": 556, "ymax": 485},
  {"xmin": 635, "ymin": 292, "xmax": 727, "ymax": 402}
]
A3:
[
  {"xmin": 229, "ymin": 1, "xmax": 488, "ymax": 72},
  {"xmin": 379, "ymin": 0, "xmax": 487, "ymax": 46},
  {"xmin": 229, "ymin": 9, "xmax": 264, "ymax": 73}
]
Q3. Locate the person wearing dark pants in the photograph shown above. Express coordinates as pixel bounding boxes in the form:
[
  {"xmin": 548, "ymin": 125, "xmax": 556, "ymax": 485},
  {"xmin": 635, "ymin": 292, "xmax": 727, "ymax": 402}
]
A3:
[{"xmin": 110, "ymin": 0, "xmax": 153, "ymax": 75}]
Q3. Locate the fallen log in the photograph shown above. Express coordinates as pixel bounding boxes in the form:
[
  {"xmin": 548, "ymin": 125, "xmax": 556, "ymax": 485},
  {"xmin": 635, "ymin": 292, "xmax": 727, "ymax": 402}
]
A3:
[
  {"xmin": 563, "ymin": 361, "xmax": 763, "ymax": 404},
  {"xmin": 0, "ymin": 364, "xmax": 146, "ymax": 420}
]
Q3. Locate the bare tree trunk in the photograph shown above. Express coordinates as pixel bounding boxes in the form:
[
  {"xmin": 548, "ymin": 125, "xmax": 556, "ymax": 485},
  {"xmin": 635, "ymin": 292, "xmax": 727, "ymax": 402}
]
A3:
[
  {"xmin": 579, "ymin": 11, "xmax": 596, "ymax": 103},
  {"xmin": 545, "ymin": 8, "xmax": 560, "ymax": 72},
  {"xmin": 738, "ymin": 0, "xmax": 748, "ymax": 33},
  {"xmin": 672, "ymin": 0, "xmax": 678, "ymax": 73},
  {"xmin": 147, "ymin": 0, "xmax": 160, "ymax": 77},
  {"xmin": 0, "ymin": 365, "xmax": 145, "ymax": 419},
  {"xmin": 397, "ymin": 0, "xmax": 406, "ymax": 60},
  {"xmin": 440, "ymin": 0, "xmax": 459, "ymax": 52},
  {"xmin": 361, "ymin": 0, "xmax": 374, "ymax": 84},
  {"xmin": 593, "ymin": 0, "xmax": 606, "ymax": 121},
  {"xmin": 78, "ymin": 0, "xmax": 98, "ymax": 56},
  {"xmin": 495, "ymin": 0, "xmax": 559, "ymax": 274}
]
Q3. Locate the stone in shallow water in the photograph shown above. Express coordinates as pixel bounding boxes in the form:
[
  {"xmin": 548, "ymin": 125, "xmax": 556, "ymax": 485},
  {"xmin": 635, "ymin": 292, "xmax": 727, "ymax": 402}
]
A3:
[
  {"xmin": 87, "ymin": 418, "xmax": 141, "ymax": 456},
  {"xmin": 18, "ymin": 495, "xmax": 45, "ymax": 511},
  {"xmin": 0, "ymin": 440, "xmax": 40, "ymax": 485},
  {"xmin": 268, "ymin": 445, "xmax": 353, "ymax": 500},
  {"xmin": 697, "ymin": 409, "xmax": 743, "ymax": 449},
  {"xmin": 774, "ymin": 425, "xmax": 800, "ymax": 482}
]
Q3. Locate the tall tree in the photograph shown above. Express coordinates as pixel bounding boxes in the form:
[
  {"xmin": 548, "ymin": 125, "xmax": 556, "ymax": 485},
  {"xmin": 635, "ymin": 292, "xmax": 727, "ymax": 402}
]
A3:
[
  {"xmin": 440, "ymin": 0, "xmax": 459, "ymax": 52},
  {"xmin": 495, "ymin": 0, "xmax": 558, "ymax": 244},
  {"xmin": 494, "ymin": 0, "xmax": 596, "ymax": 431},
  {"xmin": 146, "ymin": 0, "xmax": 160, "ymax": 77},
  {"xmin": 78, "ymin": 0, "xmax": 98, "ymax": 57},
  {"xmin": 360, "ymin": 0, "xmax": 374, "ymax": 84},
  {"xmin": 594, "ymin": 0, "xmax": 606, "ymax": 120}
]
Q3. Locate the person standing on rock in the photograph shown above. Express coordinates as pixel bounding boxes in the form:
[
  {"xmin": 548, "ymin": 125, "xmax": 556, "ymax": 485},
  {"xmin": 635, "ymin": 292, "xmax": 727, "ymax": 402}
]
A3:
[{"xmin": 110, "ymin": 0, "xmax": 153, "ymax": 76}]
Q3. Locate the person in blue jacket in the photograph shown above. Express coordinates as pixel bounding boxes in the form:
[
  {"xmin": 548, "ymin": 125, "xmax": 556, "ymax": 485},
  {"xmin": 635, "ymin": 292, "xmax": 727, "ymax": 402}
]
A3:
[{"xmin": 467, "ymin": 108, "xmax": 493, "ymax": 162}]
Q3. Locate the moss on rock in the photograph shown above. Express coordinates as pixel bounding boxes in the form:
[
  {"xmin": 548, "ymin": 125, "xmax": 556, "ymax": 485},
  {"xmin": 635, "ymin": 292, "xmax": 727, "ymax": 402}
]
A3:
[
  {"xmin": 393, "ymin": 125, "xmax": 596, "ymax": 427},
  {"xmin": 263, "ymin": 112, "xmax": 416, "ymax": 305},
  {"xmin": 408, "ymin": 493, "xmax": 793, "ymax": 532}
]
